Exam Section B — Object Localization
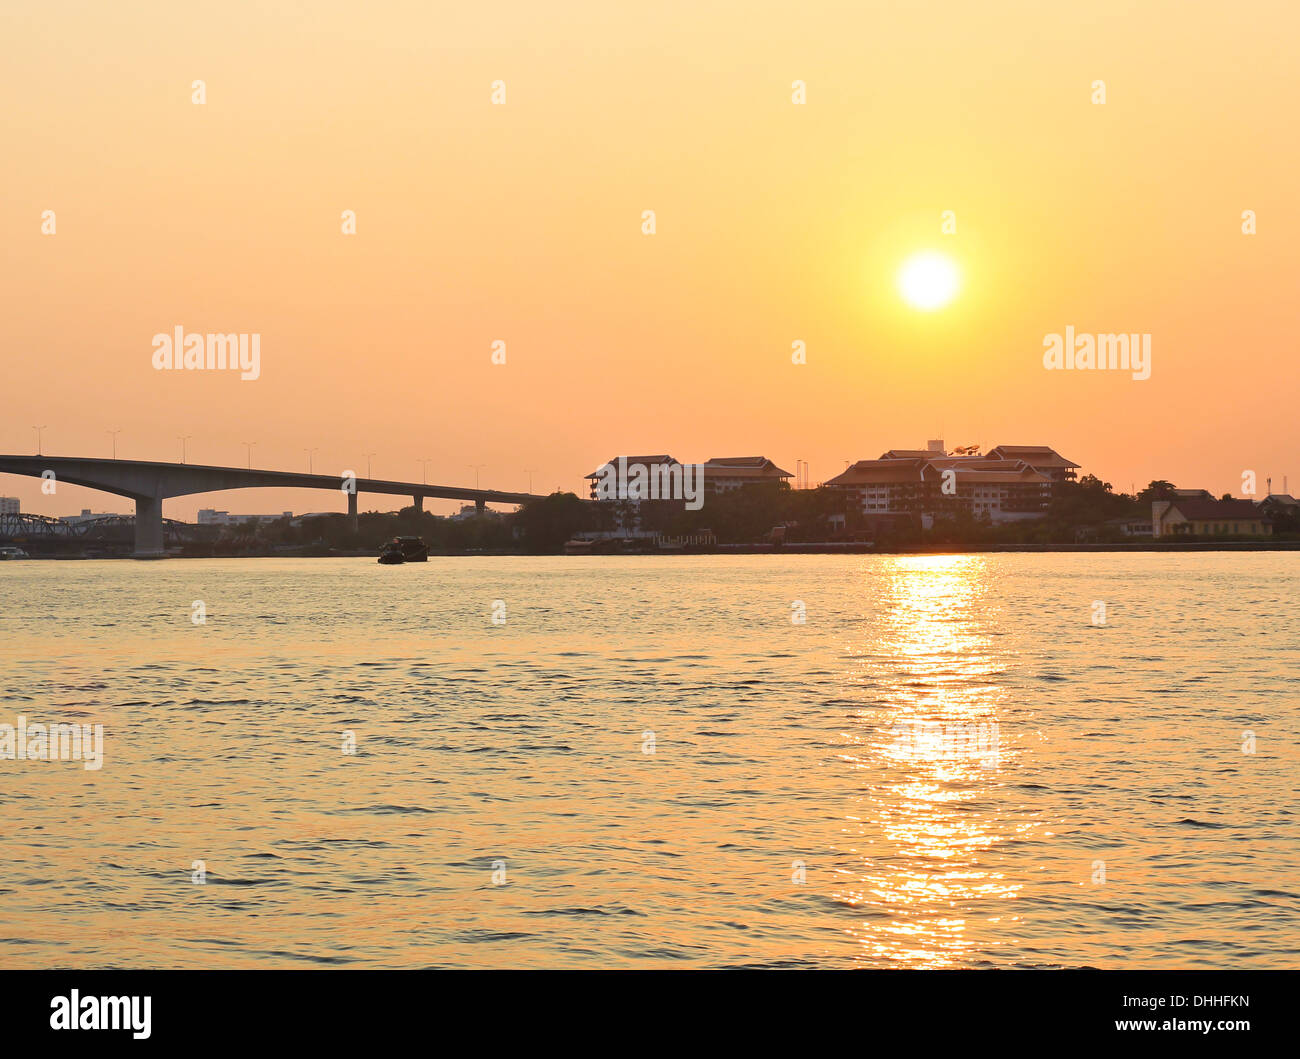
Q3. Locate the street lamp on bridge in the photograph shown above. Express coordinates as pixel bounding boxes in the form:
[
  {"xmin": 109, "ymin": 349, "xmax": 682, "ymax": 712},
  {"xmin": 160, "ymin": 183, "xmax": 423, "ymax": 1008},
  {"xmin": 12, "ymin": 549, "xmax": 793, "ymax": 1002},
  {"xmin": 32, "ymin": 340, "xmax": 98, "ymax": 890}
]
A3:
[
  {"xmin": 304, "ymin": 448, "xmax": 319, "ymax": 474},
  {"xmin": 32, "ymin": 425, "xmax": 46, "ymax": 455},
  {"xmin": 419, "ymin": 458, "xmax": 433, "ymax": 485},
  {"xmin": 178, "ymin": 435, "xmax": 192, "ymax": 464},
  {"xmin": 242, "ymin": 441, "xmax": 255, "ymax": 469},
  {"xmin": 468, "ymin": 464, "xmax": 485, "ymax": 489},
  {"xmin": 364, "ymin": 453, "xmax": 376, "ymax": 479},
  {"xmin": 107, "ymin": 429, "xmax": 121, "ymax": 459},
  {"xmin": 523, "ymin": 467, "xmax": 538, "ymax": 493}
]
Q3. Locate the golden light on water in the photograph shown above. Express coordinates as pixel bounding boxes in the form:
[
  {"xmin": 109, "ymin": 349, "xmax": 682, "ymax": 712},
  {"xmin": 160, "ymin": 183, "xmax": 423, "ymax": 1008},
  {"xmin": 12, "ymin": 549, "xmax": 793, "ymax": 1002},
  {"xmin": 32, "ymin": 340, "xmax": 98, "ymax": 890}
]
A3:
[{"xmin": 834, "ymin": 554, "xmax": 1024, "ymax": 967}]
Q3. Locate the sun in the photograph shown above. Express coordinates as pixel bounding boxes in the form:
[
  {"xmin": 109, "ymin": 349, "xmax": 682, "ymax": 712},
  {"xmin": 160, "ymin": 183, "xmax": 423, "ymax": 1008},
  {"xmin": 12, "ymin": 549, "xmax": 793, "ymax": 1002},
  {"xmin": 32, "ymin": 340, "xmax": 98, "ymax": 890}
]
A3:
[{"xmin": 898, "ymin": 251, "xmax": 960, "ymax": 311}]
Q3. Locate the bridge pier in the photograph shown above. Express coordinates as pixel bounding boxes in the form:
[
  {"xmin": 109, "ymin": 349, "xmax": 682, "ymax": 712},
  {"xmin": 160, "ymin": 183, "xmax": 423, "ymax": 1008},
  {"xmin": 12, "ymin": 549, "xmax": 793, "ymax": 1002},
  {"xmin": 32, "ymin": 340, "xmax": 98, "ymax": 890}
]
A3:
[
  {"xmin": 348, "ymin": 490, "xmax": 358, "ymax": 532},
  {"xmin": 475, "ymin": 499, "xmax": 485, "ymax": 515},
  {"xmin": 133, "ymin": 497, "xmax": 165, "ymax": 559},
  {"xmin": 413, "ymin": 495, "xmax": 423, "ymax": 515}
]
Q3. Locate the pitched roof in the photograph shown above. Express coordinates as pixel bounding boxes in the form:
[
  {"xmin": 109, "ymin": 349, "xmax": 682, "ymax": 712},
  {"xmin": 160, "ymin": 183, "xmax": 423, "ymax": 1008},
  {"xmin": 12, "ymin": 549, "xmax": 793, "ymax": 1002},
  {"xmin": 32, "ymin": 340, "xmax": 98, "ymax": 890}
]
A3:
[
  {"xmin": 585, "ymin": 455, "xmax": 679, "ymax": 479},
  {"xmin": 1168, "ymin": 498, "xmax": 1265, "ymax": 520},
  {"xmin": 825, "ymin": 458, "xmax": 928, "ymax": 486},
  {"xmin": 827, "ymin": 456, "xmax": 1050, "ymax": 487},
  {"xmin": 703, "ymin": 456, "xmax": 793, "ymax": 478},
  {"xmin": 923, "ymin": 463, "xmax": 1050, "ymax": 485},
  {"xmin": 986, "ymin": 445, "xmax": 1080, "ymax": 469}
]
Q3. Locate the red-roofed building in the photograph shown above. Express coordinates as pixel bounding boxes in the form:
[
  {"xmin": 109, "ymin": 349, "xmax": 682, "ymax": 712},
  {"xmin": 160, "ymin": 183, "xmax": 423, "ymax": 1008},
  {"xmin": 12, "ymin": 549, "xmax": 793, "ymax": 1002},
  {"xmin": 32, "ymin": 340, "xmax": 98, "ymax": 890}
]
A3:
[
  {"xmin": 584, "ymin": 455, "xmax": 680, "ymax": 501},
  {"xmin": 826, "ymin": 440, "xmax": 1075, "ymax": 524},
  {"xmin": 702, "ymin": 456, "xmax": 792, "ymax": 494},
  {"xmin": 826, "ymin": 455, "xmax": 1052, "ymax": 524},
  {"xmin": 1152, "ymin": 498, "xmax": 1272, "ymax": 537},
  {"xmin": 985, "ymin": 445, "xmax": 1080, "ymax": 483}
]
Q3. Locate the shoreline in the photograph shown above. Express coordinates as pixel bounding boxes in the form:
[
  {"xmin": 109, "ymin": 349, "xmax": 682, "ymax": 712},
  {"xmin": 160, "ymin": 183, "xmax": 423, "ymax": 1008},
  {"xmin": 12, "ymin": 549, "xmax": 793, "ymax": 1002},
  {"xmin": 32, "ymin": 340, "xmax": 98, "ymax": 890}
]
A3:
[{"xmin": 8, "ymin": 539, "xmax": 1300, "ymax": 560}]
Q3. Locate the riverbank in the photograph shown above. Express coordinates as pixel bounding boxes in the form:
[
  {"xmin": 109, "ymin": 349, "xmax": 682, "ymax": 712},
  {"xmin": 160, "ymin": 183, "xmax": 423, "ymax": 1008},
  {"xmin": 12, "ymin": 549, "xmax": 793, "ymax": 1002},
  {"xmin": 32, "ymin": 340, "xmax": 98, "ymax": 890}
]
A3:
[{"xmin": 7, "ymin": 539, "xmax": 1300, "ymax": 559}]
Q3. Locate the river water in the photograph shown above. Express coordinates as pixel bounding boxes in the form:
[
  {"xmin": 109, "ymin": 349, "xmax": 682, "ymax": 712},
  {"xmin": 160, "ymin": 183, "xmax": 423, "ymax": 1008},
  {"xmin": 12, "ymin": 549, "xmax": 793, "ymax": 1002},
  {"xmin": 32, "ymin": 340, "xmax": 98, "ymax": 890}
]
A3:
[{"xmin": 0, "ymin": 553, "xmax": 1296, "ymax": 968}]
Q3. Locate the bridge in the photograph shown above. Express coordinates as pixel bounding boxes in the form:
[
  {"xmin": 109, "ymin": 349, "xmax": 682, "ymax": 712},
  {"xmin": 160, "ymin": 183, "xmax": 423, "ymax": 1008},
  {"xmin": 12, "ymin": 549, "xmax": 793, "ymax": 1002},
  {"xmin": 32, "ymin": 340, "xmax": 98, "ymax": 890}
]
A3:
[{"xmin": 0, "ymin": 455, "xmax": 546, "ymax": 558}]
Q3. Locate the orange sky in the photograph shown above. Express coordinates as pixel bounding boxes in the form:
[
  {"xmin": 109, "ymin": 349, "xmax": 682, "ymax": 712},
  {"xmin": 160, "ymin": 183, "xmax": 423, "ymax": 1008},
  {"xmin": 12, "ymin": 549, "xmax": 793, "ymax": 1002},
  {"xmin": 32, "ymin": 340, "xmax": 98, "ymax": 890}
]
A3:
[{"xmin": 3, "ymin": 0, "xmax": 1298, "ymax": 519}]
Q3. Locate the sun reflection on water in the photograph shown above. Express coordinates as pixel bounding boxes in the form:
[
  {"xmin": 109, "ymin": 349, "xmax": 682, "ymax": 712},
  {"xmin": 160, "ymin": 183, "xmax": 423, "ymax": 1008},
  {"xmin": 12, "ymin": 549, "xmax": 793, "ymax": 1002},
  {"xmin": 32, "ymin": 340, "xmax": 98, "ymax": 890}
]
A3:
[{"xmin": 833, "ymin": 554, "xmax": 1026, "ymax": 967}]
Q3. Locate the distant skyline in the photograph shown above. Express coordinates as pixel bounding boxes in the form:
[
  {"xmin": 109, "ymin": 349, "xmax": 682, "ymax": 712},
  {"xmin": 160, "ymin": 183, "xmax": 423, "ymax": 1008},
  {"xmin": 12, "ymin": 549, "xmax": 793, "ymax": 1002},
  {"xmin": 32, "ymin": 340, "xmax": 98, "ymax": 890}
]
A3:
[{"xmin": 4, "ymin": 1, "xmax": 1298, "ymax": 521}]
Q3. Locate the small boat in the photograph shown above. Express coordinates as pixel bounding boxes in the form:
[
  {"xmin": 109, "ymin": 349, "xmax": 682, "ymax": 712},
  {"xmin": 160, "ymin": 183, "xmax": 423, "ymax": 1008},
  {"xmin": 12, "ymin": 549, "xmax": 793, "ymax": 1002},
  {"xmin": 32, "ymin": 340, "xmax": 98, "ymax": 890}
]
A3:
[
  {"xmin": 377, "ymin": 536, "xmax": 428, "ymax": 564},
  {"xmin": 0, "ymin": 546, "xmax": 30, "ymax": 561},
  {"xmin": 395, "ymin": 536, "xmax": 428, "ymax": 562}
]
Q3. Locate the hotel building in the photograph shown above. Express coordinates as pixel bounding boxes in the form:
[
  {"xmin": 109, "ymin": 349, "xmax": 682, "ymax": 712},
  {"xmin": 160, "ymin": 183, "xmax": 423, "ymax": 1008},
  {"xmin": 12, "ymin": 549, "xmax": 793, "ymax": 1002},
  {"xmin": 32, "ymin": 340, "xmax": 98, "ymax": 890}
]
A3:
[
  {"xmin": 701, "ymin": 456, "xmax": 793, "ymax": 494},
  {"xmin": 586, "ymin": 455, "xmax": 791, "ymax": 500},
  {"xmin": 825, "ymin": 442, "xmax": 1079, "ymax": 525}
]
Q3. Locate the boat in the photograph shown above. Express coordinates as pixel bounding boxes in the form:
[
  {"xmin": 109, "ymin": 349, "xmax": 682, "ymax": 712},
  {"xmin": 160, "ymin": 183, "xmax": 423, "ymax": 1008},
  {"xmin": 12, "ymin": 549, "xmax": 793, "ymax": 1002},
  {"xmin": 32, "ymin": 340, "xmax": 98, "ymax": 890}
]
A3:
[
  {"xmin": 377, "ymin": 536, "xmax": 428, "ymax": 564},
  {"xmin": 0, "ymin": 546, "xmax": 30, "ymax": 560},
  {"xmin": 395, "ymin": 536, "xmax": 428, "ymax": 562}
]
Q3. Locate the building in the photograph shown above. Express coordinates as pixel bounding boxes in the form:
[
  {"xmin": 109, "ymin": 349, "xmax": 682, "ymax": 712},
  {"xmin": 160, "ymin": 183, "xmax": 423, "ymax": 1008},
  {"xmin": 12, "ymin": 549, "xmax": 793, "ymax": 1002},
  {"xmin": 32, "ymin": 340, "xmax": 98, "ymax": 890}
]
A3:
[
  {"xmin": 584, "ymin": 455, "xmax": 681, "ymax": 501},
  {"xmin": 825, "ymin": 441, "xmax": 1072, "ymax": 525},
  {"xmin": 1152, "ymin": 498, "xmax": 1271, "ymax": 537},
  {"xmin": 0, "ymin": 497, "xmax": 18, "ymax": 516},
  {"xmin": 58, "ymin": 508, "xmax": 120, "ymax": 525},
  {"xmin": 701, "ymin": 456, "xmax": 792, "ymax": 493},
  {"xmin": 1258, "ymin": 493, "xmax": 1300, "ymax": 518},
  {"xmin": 198, "ymin": 509, "xmax": 292, "ymax": 526},
  {"xmin": 984, "ymin": 445, "xmax": 1080, "ymax": 484},
  {"xmin": 878, "ymin": 440, "xmax": 946, "ymax": 460},
  {"xmin": 1104, "ymin": 516, "xmax": 1154, "ymax": 537}
]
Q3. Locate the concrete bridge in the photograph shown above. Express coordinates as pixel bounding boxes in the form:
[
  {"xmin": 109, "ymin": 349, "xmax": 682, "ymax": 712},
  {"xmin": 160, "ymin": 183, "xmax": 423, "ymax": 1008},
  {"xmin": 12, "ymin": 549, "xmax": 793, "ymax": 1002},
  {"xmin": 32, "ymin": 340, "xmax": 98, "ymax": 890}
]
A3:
[{"xmin": 0, "ymin": 455, "xmax": 545, "ymax": 558}]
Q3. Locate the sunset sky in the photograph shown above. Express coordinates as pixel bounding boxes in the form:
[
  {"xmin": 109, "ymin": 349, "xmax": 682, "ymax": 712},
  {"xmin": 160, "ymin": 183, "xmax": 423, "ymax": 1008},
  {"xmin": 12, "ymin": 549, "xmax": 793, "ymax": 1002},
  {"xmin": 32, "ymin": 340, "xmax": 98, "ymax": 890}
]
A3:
[{"xmin": 3, "ymin": 0, "xmax": 1297, "ymax": 519}]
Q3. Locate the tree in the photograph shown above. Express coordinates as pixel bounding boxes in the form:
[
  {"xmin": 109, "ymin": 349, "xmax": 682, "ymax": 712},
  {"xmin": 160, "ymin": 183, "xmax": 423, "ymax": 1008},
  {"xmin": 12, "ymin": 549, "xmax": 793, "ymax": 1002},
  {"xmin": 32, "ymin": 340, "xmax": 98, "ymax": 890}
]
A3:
[
  {"xmin": 1138, "ymin": 480, "xmax": 1178, "ymax": 503},
  {"xmin": 512, "ymin": 492, "xmax": 598, "ymax": 552}
]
